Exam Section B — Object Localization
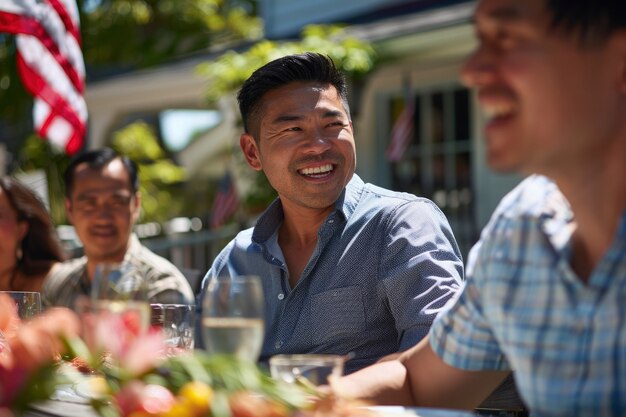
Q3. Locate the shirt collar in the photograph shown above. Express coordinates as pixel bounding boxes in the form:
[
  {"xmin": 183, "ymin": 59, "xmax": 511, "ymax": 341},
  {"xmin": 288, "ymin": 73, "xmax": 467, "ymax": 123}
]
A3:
[
  {"xmin": 251, "ymin": 174, "xmax": 364, "ymax": 244},
  {"xmin": 123, "ymin": 234, "xmax": 142, "ymax": 262},
  {"xmin": 539, "ymin": 180, "xmax": 575, "ymax": 252}
]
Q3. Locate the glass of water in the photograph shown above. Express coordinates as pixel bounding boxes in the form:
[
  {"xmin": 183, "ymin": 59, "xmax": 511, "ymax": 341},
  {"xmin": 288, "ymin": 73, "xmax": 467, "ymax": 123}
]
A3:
[
  {"xmin": 201, "ymin": 275, "xmax": 264, "ymax": 362},
  {"xmin": 0, "ymin": 291, "xmax": 42, "ymax": 319},
  {"xmin": 90, "ymin": 263, "xmax": 151, "ymax": 334},
  {"xmin": 151, "ymin": 303, "xmax": 195, "ymax": 355}
]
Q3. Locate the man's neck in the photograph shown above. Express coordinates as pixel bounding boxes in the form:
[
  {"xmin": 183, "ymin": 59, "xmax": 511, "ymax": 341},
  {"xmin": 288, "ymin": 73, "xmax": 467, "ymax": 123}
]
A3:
[
  {"xmin": 552, "ymin": 147, "xmax": 626, "ymax": 281},
  {"xmin": 278, "ymin": 201, "xmax": 335, "ymax": 248},
  {"xmin": 84, "ymin": 243, "xmax": 132, "ymax": 282},
  {"xmin": 277, "ymin": 201, "xmax": 335, "ymax": 288}
]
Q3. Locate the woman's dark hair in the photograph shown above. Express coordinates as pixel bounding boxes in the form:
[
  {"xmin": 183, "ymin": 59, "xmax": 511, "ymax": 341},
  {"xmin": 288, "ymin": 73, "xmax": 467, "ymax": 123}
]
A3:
[
  {"xmin": 237, "ymin": 52, "xmax": 350, "ymax": 135},
  {"xmin": 547, "ymin": 0, "xmax": 626, "ymax": 44},
  {"xmin": 64, "ymin": 147, "xmax": 139, "ymax": 198},
  {"xmin": 0, "ymin": 177, "xmax": 66, "ymax": 279}
]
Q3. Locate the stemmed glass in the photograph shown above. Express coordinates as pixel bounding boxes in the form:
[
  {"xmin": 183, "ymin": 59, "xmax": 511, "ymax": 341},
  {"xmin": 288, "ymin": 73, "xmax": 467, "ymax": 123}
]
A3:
[
  {"xmin": 90, "ymin": 262, "xmax": 151, "ymax": 334},
  {"xmin": 0, "ymin": 291, "xmax": 42, "ymax": 319},
  {"xmin": 201, "ymin": 275, "xmax": 264, "ymax": 362},
  {"xmin": 150, "ymin": 303, "xmax": 195, "ymax": 355}
]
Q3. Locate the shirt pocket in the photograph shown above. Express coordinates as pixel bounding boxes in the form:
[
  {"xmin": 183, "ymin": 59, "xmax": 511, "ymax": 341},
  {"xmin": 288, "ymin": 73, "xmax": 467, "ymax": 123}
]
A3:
[{"xmin": 311, "ymin": 286, "xmax": 366, "ymax": 345}]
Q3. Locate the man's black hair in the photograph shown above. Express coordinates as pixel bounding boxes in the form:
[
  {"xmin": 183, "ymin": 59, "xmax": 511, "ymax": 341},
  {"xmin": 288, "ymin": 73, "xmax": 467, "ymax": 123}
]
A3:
[
  {"xmin": 547, "ymin": 0, "xmax": 626, "ymax": 44},
  {"xmin": 236, "ymin": 52, "xmax": 350, "ymax": 135},
  {"xmin": 64, "ymin": 147, "xmax": 139, "ymax": 197}
]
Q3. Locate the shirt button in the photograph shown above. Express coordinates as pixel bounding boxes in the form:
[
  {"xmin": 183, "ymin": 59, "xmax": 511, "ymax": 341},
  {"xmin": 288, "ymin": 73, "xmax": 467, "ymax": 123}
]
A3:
[
  {"xmin": 328, "ymin": 219, "xmax": 334, "ymax": 224},
  {"xmin": 275, "ymin": 340, "xmax": 283, "ymax": 349},
  {"xmin": 277, "ymin": 293, "xmax": 285, "ymax": 300}
]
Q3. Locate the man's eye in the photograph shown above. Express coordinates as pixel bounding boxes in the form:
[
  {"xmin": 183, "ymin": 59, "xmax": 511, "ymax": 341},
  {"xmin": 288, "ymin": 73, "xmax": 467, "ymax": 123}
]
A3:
[
  {"xmin": 111, "ymin": 197, "xmax": 130, "ymax": 207},
  {"xmin": 285, "ymin": 126, "xmax": 302, "ymax": 132},
  {"xmin": 78, "ymin": 201, "xmax": 96, "ymax": 210},
  {"xmin": 495, "ymin": 31, "xmax": 517, "ymax": 50}
]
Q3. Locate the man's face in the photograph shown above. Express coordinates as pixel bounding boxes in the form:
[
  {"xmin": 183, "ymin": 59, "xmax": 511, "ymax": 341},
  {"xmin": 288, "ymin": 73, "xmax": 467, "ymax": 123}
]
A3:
[
  {"xmin": 461, "ymin": 0, "xmax": 624, "ymax": 177},
  {"xmin": 65, "ymin": 159, "xmax": 140, "ymax": 263},
  {"xmin": 240, "ymin": 82, "xmax": 356, "ymax": 212}
]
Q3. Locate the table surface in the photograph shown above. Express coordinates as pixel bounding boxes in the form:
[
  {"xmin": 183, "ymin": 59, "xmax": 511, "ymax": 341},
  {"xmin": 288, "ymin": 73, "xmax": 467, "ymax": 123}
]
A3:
[
  {"xmin": 24, "ymin": 402, "xmax": 474, "ymax": 417},
  {"xmin": 24, "ymin": 401, "xmax": 99, "ymax": 417}
]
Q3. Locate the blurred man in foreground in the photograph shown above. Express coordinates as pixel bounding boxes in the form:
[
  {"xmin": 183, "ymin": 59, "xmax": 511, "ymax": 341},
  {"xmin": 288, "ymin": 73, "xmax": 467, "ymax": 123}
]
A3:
[
  {"xmin": 43, "ymin": 148, "xmax": 194, "ymax": 308},
  {"xmin": 334, "ymin": 0, "xmax": 626, "ymax": 415}
]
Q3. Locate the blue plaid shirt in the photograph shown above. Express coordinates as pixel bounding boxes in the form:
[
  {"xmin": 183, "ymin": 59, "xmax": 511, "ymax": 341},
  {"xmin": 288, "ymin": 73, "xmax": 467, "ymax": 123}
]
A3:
[
  {"xmin": 199, "ymin": 175, "xmax": 463, "ymax": 373},
  {"xmin": 431, "ymin": 175, "xmax": 626, "ymax": 416}
]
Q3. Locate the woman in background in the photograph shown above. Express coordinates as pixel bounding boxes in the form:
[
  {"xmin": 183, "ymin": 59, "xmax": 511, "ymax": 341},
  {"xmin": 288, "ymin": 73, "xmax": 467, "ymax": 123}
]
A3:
[{"xmin": 0, "ymin": 177, "xmax": 65, "ymax": 291}]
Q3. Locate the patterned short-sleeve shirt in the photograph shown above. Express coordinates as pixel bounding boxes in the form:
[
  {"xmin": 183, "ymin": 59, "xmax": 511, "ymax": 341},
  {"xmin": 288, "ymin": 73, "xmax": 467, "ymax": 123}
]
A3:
[
  {"xmin": 199, "ymin": 174, "xmax": 463, "ymax": 373},
  {"xmin": 430, "ymin": 175, "xmax": 626, "ymax": 416},
  {"xmin": 42, "ymin": 234, "xmax": 195, "ymax": 308}
]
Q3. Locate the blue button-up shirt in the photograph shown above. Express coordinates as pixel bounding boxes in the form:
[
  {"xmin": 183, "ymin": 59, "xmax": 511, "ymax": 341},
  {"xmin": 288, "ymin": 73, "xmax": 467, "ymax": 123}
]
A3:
[
  {"xmin": 431, "ymin": 175, "xmax": 626, "ymax": 416},
  {"xmin": 199, "ymin": 175, "xmax": 463, "ymax": 373}
]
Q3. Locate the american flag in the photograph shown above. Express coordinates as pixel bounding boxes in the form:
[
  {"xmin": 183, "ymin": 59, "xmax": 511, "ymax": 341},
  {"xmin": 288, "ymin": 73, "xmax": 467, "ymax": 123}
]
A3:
[
  {"xmin": 0, "ymin": 0, "xmax": 87, "ymax": 155},
  {"xmin": 385, "ymin": 99, "xmax": 415, "ymax": 162},
  {"xmin": 210, "ymin": 172, "xmax": 239, "ymax": 229}
]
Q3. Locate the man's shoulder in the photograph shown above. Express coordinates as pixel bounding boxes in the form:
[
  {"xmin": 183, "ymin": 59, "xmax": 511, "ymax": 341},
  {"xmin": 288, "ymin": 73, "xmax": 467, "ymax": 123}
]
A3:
[
  {"xmin": 357, "ymin": 181, "xmax": 443, "ymax": 216},
  {"xmin": 220, "ymin": 227, "xmax": 256, "ymax": 254},
  {"xmin": 468, "ymin": 175, "xmax": 570, "ymax": 270},
  {"xmin": 42, "ymin": 257, "xmax": 87, "ymax": 301},
  {"xmin": 47, "ymin": 257, "xmax": 87, "ymax": 282},
  {"xmin": 132, "ymin": 243, "xmax": 187, "ymax": 278},
  {"xmin": 491, "ymin": 175, "xmax": 566, "ymax": 221}
]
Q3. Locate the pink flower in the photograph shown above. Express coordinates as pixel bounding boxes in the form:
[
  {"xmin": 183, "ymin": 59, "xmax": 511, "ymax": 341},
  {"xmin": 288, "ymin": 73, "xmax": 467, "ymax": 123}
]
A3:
[
  {"xmin": 87, "ymin": 307, "xmax": 168, "ymax": 376},
  {"xmin": 114, "ymin": 381, "xmax": 175, "ymax": 416},
  {"xmin": 0, "ymin": 305, "xmax": 79, "ymax": 407}
]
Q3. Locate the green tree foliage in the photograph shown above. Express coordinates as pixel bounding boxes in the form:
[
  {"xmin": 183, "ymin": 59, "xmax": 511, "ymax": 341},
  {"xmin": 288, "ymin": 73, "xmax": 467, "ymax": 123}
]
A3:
[
  {"xmin": 16, "ymin": 136, "xmax": 70, "ymax": 226},
  {"xmin": 197, "ymin": 25, "xmax": 375, "ymax": 105},
  {"xmin": 110, "ymin": 122, "xmax": 186, "ymax": 223},
  {"xmin": 80, "ymin": 0, "xmax": 262, "ymax": 69}
]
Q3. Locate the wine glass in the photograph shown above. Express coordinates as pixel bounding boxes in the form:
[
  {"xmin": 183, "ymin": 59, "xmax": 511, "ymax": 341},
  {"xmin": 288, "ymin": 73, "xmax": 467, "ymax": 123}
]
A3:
[
  {"xmin": 201, "ymin": 275, "xmax": 264, "ymax": 362},
  {"xmin": 150, "ymin": 303, "xmax": 195, "ymax": 355},
  {"xmin": 0, "ymin": 291, "xmax": 42, "ymax": 319},
  {"xmin": 90, "ymin": 262, "xmax": 151, "ymax": 334}
]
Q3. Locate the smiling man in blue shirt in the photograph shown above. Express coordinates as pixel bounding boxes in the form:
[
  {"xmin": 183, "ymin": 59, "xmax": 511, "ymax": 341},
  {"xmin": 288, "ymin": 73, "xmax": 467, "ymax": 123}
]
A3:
[{"xmin": 198, "ymin": 53, "xmax": 463, "ymax": 373}]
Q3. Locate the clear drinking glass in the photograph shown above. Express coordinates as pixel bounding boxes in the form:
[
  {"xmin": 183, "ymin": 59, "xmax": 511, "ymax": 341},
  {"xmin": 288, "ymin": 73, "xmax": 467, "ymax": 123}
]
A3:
[
  {"xmin": 90, "ymin": 263, "xmax": 151, "ymax": 333},
  {"xmin": 0, "ymin": 291, "xmax": 42, "ymax": 319},
  {"xmin": 201, "ymin": 275, "xmax": 264, "ymax": 362},
  {"xmin": 269, "ymin": 354, "xmax": 345, "ymax": 387},
  {"xmin": 150, "ymin": 303, "xmax": 195, "ymax": 355}
]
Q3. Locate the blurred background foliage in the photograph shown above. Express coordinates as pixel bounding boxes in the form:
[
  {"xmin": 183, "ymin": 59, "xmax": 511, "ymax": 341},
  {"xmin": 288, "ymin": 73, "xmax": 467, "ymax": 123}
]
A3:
[
  {"xmin": 110, "ymin": 123, "xmax": 187, "ymax": 223},
  {"xmin": 1, "ymin": 0, "xmax": 376, "ymax": 227},
  {"xmin": 197, "ymin": 24, "xmax": 375, "ymax": 104}
]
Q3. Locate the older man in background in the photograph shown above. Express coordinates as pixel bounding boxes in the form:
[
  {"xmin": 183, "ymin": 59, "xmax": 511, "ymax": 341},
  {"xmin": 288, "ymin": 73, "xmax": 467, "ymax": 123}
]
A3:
[{"xmin": 43, "ymin": 148, "xmax": 194, "ymax": 308}]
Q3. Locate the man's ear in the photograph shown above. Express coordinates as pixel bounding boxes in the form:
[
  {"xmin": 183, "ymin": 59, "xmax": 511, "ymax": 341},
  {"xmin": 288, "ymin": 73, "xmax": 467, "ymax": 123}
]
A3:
[
  {"xmin": 64, "ymin": 198, "xmax": 74, "ymax": 225},
  {"xmin": 132, "ymin": 192, "xmax": 142, "ymax": 222},
  {"xmin": 16, "ymin": 220, "xmax": 28, "ymax": 242},
  {"xmin": 240, "ymin": 133, "xmax": 262, "ymax": 171}
]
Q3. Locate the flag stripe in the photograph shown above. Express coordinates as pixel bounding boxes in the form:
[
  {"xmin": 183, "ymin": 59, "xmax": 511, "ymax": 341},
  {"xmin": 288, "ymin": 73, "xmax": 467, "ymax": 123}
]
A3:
[
  {"xmin": 47, "ymin": 0, "xmax": 81, "ymax": 46},
  {"xmin": 0, "ymin": 0, "xmax": 87, "ymax": 155},
  {"xmin": 17, "ymin": 34, "xmax": 87, "ymax": 117},
  {"xmin": 17, "ymin": 52, "xmax": 84, "ymax": 131},
  {"xmin": 211, "ymin": 173, "xmax": 239, "ymax": 229},
  {"xmin": 16, "ymin": 42, "xmax": 85, "ymax": 154},
  {"xmin": 385, "ymin": 101, "xmax": 415, "ymax": 162},
  {"xmin": 2, "ymin": 12, "xmax": 83, "ymax": 93}
]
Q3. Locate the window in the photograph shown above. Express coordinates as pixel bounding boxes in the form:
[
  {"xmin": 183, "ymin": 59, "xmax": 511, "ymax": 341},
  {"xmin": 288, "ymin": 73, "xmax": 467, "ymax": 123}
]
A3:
[{"xmin": 388, "ymin": 85, "xmax": 476, "ymax": 257}]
